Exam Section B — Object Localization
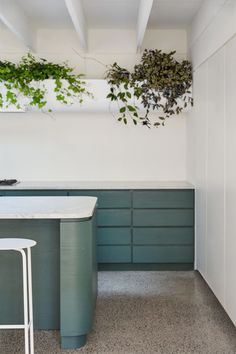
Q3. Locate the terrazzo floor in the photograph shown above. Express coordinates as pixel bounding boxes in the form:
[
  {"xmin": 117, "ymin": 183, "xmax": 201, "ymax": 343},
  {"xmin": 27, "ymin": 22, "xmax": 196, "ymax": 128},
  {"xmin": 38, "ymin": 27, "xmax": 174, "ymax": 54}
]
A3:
[{"xmin": 0, "ymin": 271, "xmax": 236, "ymax": 354}]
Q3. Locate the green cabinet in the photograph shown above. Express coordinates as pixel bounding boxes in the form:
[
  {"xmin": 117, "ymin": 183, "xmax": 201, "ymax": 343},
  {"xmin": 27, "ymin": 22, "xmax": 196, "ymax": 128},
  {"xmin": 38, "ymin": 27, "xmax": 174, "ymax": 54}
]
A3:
[
  {"xmin": 69, "ymin": 190, "xmax": 133, "ymax": 265},
  {"xmin": 98, "ymin": 228, "xmax": 131, "ymax": 245},
  {"xmin": 132, "ymin": 190, "xmax": 194, "ymax": 267},
  {"xmin": 98, "ymin": 246, "xmax": 131, "ymax": 263},
  {"xmin": 133, "ymin": 245, "xmax": 194, "ymax": 263},
  {"xmin": 133, "ymin": 209, "xmax": 194, "ymax": 227},
  {"xmin": 133, "ymin": 190, "xmax": 194, "ymax": 208},
  {"xmin": 69, "ymin": 190, "xmax": 131, "ymax": 208},
  {"xmin": 133, "ymin": 227, "xmax": 194, "ymax": 245},
  {"xmin": 0, "ymin": 188, "xmax": 194, "ymax": 269}
]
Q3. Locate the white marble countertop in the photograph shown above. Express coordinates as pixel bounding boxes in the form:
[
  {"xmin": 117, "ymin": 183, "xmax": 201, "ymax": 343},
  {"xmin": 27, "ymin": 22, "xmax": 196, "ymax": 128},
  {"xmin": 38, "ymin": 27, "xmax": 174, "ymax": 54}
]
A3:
[
  {"xmin": 0, "ymin": 180, "xmax": 195, "ymax": 190},
  {"xmin": 0, "ymin": 197, "xmax": 97, "ymax": 219}
]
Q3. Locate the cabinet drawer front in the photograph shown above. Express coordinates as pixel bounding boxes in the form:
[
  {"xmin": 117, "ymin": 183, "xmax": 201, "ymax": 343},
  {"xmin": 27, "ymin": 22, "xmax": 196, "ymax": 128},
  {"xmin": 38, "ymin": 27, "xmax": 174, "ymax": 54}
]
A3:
[
  {"xmin": 133, "ymin": 245, "xmax": 194, "ymax": 263},
  {"xmin": 133, "ymin": 209, "xmax": 194, "ymax": 227},
  {"xmin": 98, "ymin": 246, "xmax": 131, "ymax": 263},
  {"xmin": 133, "ymin": 228, "xmax": 194, "ymax": 245},
  {"xmin": 133, "ymin": 190, "xmax": 194, "ymax": 208},
  {"xmin": 5, "ymin": 190, "xmax": 67, "ymax": 196},
  {"xmin": 97, "ymin": 210, "xmax": 131, "ymax": 226},
  {"xmin": 0, "ymin": 192, "xmax": 5, "ymax": 196},
  {"xmin": 98, "ymin": 228, "xmax": 131, "ymax": 245},
  {"xmin": 69, "ymin": 190, "xmax": 131, "ymax": 208}
]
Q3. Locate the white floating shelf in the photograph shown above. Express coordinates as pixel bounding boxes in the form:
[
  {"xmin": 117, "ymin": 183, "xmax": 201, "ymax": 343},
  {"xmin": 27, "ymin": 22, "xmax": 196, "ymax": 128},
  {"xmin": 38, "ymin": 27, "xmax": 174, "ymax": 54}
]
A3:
[{"xmin": 0, "ymin": 79, "xmax": 192, "ymax": 113}]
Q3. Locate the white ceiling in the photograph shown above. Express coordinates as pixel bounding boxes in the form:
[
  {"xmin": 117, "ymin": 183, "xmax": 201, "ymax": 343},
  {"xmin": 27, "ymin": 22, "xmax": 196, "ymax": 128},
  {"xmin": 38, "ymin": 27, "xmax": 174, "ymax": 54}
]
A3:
[
  {"xmin": 15, "ymin": 0, "xmax": 73, "ymax": 28},
  {"xmin": 83, "ymin": 0, "xmax": 140, "ymax": 29},
  {"xmin": 149, "ymin": 0, "xmax": 204, "ymax": 29},
  {"xmin": 11, "ymin": 0, "xmax": 203, "ymax": 30}
]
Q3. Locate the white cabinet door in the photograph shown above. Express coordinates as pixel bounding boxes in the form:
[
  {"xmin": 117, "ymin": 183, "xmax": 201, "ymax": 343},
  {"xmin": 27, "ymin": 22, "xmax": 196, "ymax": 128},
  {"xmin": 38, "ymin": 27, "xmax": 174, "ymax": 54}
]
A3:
[
  {"xmin": 225, "ymin": 35, "xmax": 236, "ymax": 326},
  {"xmin": 194, "ymin": 63, "xmax": 208, "ymax": 277},
  {"xmin": 206, "ymin": 48, "xmax": 225, "ymax": 305}
]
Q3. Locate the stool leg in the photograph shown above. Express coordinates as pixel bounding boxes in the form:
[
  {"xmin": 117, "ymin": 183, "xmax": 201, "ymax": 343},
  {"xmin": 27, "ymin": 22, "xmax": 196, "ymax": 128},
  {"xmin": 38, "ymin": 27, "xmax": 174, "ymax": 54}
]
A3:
[
  {"xmin": 20, "ymin": 250, "xmax": 29, "ymax": 354},
  {"xmin": 27, "ymin": 248, "xmax": 34, "ymax": 354}
]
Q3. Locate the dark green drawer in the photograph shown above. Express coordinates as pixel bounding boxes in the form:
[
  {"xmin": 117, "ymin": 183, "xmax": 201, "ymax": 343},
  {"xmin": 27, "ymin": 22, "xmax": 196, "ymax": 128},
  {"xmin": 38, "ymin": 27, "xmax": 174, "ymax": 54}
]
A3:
[
  {"xmin": 133, "ymin": 227, "xmax": 194, "ymax": 245},
  {"xmin": 133, "ymin": 209, "xmax": 194, "ymax": 227},
  {"xmin": 69, "ymin": 190, "xmax": 131, "ymax": 208},
  {"xmin": 0, "ymin": 192, "xmax": 5, "ymax": 196},
  {"xmin": 133, "ymin": 245, "xmax": 194, "ymax": 263},
  {"xmin": 97, "ymin": 228, "xmax": 131, "ymax": 245},
  {"xmin": 5, "ymin": 190, "xmax": 67, "ymax": 196},
  {"xmin": 98, "ymin": 246, "xmax": 131, "ymax": 263},
  {"xmin": 133, "ymin": 190, "xmax": 194, "ymax": 208},
  {"xmin": 97, "ymin": 209, "xmax": 131, "ymax": 226}
]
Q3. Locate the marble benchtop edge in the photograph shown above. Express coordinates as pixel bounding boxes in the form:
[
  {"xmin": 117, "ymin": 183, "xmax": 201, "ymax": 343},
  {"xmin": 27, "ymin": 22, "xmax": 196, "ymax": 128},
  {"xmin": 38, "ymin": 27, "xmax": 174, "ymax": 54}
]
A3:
[
  {"xmin": 0, "ymin": 196, "xmax": 98, "ymax": 219},
  {"xmin": 0, "ymin": 181, "xmax": 195, "ymax": 190}
]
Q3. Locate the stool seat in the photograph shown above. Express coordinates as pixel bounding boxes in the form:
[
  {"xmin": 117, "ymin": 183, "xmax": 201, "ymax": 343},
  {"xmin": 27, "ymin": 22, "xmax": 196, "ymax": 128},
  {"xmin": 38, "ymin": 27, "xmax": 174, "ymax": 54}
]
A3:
[{"xmin": 0, "ymin": 238, "xmax": 36, "ymax": 250}]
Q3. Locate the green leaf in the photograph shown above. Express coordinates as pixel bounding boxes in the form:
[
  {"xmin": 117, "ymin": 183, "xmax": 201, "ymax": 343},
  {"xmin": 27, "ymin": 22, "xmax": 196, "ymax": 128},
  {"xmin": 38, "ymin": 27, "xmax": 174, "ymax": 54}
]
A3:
[
  {"xmin": 119, "ymin": 106, "xmax": 126, "ymax": 113},
  {"xmin": 127, "ymin": 105, "xmax": 136, "ymax": 112}
]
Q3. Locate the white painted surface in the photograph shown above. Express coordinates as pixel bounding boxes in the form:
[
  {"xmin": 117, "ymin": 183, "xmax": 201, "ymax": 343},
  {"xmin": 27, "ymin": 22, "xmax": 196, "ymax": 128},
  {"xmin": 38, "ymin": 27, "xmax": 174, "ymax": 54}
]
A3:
[
  {"xmin": 189, "ymin": 0, "xmax": 226, "ymax": 47},
  {"xmin": 0, "ymin": 28, "xmax": 188, "ymax": 182},
  {"xmin": 225, "ymin": 34, "xmax": 236, "ymax": 328},
  {"xmin": 136, "ymin": 0, "xmax": 153, "ymax": 51},
  {"xmin": 0, "ymin": 79, "xmax": 192, "ymax": 113},
  {"xmin": 149, "ymin": 0, "xmax": 203, "ymax": 29},
  {"xmin": 82, "ymin": 0, "xmax": 139, "ymax": 29},
  {"xmin": 64, "ymin": 0, "xmax": 87, "ymax": 49},
  {"xmin": 12, "ymin": 0, "xmax": 202, "ymax": 31},
  {"xmin": 188, "ymin": 1, "xmax": 236, "ymax": 325},
  {"xmin": 206, "ymin": 48, "xmax": 225, "ymax": 304},
  {"xmin": 0, "ymin": 0, "xmax": 35, "ymax": 49},
  {"xmin": 0, "ymin": 180, "xmax": 194, "ymax": 190},
  {"xmin": 188, "ymin": 62, "xmax": 208, "ymax": 276},
  {"xmin": 190, "ymin": 0, "xmax": 236, "ymax": 69},
  {"xmin": 0, "ymin": 197, "xmax": 97, "ymax": 219},
  {"xmin": 0, "ymin": 113, "xmax": 187, "ymax": 181}
]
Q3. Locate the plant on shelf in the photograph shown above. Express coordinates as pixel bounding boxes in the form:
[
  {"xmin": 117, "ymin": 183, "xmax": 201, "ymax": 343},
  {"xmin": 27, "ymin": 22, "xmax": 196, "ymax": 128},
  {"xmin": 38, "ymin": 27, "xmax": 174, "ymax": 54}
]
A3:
[
  {"xmin": 0, "ymin": 53, "xmax": 91, "ymax": 111},
  {"xmin": 105, "ymin": 49, "xmax": 193, "ymax": 128}
]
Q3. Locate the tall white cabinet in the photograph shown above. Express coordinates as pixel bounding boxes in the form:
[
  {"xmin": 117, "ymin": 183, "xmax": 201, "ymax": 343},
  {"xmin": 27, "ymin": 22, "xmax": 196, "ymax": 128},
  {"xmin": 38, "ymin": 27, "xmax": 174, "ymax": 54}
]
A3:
[
  {"xmin": 206, "ymin": 48, "xmax": 225, "ymax": 305},
  {"xmin": 225, "ymin": 35, "xmax": 236, "ymax": 326},
  {"xmin": 189, "ymin": 34, "xmax": 236, "ymax": 327},
  {"xmin": 189, "ymin": 0, "xmax": 236, "ymax": 327}
]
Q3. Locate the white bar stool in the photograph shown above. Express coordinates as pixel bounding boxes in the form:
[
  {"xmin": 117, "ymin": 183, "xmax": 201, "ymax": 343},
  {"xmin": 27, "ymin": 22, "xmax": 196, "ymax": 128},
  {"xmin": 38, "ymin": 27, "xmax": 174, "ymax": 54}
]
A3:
[{"xmin": 0, "ymin": 238, "xmax": 37, "ymax": 354}]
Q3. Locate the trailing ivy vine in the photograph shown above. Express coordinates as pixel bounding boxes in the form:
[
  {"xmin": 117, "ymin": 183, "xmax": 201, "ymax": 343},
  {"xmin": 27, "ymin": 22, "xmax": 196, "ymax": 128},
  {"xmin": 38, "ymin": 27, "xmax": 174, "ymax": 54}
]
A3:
[
  {"xmin": 0, "ymin": 53, "xmax": 90, "ymax": 111},
  {"xmin": 106, "ymin": 49, "xmax": 193, "ymax": 127}
]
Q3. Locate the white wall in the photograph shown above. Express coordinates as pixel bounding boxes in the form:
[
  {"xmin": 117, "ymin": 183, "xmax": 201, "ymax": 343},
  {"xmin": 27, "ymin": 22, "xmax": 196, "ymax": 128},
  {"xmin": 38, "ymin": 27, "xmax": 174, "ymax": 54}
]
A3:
[
  {"xmin": 188, "ymin": 0, "xmax": 236, "ymax": 326},
  {"xmin": 0, "ymin": 27, "xmax": 188, "ymax": 181}
]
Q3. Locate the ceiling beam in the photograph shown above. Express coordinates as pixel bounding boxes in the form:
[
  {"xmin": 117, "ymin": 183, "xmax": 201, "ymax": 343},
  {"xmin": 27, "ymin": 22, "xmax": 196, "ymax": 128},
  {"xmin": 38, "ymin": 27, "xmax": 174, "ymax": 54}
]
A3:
[
  {"xmin": 64, "ymin": 0, "xmax": 88, "ymax": 50},
  {"xmin": 0, "ymin": 0, "xmax": 35, "ymax": 50},
  {"xmin": 136, "ymin": 0, "xmax": 153, "ymax": 52}
]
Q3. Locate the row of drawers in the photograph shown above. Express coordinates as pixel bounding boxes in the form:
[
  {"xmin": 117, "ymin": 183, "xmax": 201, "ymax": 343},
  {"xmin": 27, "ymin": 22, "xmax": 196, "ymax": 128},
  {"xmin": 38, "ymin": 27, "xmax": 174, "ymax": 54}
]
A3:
[
  {"xmin": 0, "ymin": 189, "xmax": 194, "ymax": 266},
  {"xmin": 98, "ymin": 227, "xmax": 194, "ymax": 245},
  {"xmin": 98, "ymin": 245, "xmax": 194, "ymax": 263},
  {"xmin": 0, "ymin": 190, "xmax": 194, "ymax": 209},
  {"xmin": 97, "ymin": 226, "xmax": 194, "ymax": 264},
  {"xmin": 97, "ymin": 209, "xmax": 193, "ymax": 227}
]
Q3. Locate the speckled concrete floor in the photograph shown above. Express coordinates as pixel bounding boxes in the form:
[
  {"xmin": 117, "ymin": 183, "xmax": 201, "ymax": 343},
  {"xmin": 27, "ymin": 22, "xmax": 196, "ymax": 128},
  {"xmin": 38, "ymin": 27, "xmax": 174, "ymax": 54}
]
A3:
[{"xmin": 0, "ymin": 271, "xmax": 235, "ymax": 354}]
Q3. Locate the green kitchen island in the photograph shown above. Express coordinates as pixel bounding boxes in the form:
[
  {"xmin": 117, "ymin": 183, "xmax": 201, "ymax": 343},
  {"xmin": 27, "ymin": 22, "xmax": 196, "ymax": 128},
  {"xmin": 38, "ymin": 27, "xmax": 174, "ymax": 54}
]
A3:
[{"xmin": 0, "ymin": 196, "xmax": 97, "ymax": 349}]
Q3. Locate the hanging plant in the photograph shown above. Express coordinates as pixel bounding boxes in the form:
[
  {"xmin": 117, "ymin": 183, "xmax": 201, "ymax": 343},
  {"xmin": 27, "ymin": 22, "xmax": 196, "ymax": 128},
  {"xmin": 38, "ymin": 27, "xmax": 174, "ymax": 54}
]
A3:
[
  {"xmin": 106, "ymin": 49, "xmax": 193, "ymax": 127},
  {"xmin": 0, "ymin": 53, "xmax": 91, "ymax": 111}
]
